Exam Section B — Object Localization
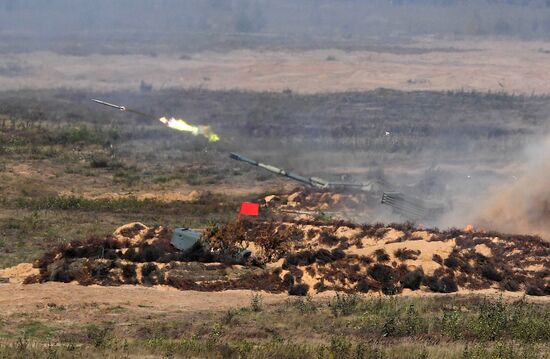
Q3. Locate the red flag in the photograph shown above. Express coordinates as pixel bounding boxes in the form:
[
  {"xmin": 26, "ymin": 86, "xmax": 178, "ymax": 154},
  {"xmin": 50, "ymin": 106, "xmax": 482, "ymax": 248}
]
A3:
[{"xmin": 239, "ymin": 202, "xmax": 259, "ymax": 216}]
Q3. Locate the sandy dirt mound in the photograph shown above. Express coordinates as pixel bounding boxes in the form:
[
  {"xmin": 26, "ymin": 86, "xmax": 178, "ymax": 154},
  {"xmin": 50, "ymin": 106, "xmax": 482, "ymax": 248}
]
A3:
[
  {"xmin": 0, "ymin": 263, "xmax": 38, "ymax": 284},
  {"xmin": 261, "ymin": 188, "xmax": 379, "ymax": 222},
  {"xmin": 22, "ymin": 219, "xmax": 549, "ymax": 297}
]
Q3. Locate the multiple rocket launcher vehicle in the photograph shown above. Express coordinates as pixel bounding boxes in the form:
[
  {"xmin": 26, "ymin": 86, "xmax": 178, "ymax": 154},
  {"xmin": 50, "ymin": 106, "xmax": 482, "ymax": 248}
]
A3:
[{"xmin": 92, "ymin": 99, "xmax": 442, "ymax": 222}]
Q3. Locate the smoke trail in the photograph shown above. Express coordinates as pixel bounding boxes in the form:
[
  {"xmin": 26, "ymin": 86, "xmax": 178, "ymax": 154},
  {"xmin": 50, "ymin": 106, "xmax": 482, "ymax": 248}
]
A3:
[{"xmin": 475, "ymin": 136, "xmax": 550, "ymax": 239}]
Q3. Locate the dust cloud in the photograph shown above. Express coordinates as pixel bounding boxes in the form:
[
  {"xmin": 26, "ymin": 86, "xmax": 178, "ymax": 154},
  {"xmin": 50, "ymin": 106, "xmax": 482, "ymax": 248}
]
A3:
[{"xmin": 473, "ymin": 136, "xmax": 550, "ymax": 239}]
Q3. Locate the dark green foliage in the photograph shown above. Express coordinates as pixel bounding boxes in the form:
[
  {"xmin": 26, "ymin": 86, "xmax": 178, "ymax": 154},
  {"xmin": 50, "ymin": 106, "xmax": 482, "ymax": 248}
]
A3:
[
  {"xmin": 329, "ymin": 293, "xmax": 360, "ymax": 317},
  {"xmin": 473, "ymin": 300, "xmax": 508, "ymax": 341}
]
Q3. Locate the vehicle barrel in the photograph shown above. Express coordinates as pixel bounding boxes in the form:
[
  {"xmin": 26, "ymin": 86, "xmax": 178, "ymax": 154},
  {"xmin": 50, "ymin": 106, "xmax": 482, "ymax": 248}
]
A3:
[{"xmin": 230, "ymin": 152, "xmax": 328, "ymax": 189}]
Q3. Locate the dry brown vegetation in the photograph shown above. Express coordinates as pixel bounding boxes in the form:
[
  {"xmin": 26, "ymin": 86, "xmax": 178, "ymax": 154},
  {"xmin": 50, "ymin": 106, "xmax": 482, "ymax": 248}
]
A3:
[{"xmin": 26, "ymin": 218, "xmax": 549, "ymax": 298}]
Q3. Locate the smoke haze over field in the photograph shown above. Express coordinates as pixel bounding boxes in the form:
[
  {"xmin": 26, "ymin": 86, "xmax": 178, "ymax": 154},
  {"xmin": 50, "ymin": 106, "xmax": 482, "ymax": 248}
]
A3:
[
  {"xmin": 473, "ymin": 136, "xmax": 550, "ymax": 239},
  {"xmin": 4, "ymin": 0, "xmax": 550, "ymax": 51},
  {"xmin": 1, "ymin": 0, "xmax": 549, "ymax": 240}
]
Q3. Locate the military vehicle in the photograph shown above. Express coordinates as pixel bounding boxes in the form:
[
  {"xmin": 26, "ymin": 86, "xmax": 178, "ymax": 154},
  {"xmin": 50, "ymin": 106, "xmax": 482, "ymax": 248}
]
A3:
[{"xmin": 230, "ymin": 152, "xmax": 447, "ymax": 222}]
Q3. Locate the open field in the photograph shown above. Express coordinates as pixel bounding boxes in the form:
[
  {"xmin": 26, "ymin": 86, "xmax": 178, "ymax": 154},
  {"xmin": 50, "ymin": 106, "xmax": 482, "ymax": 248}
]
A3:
[
  {"xmin": 1, "ymin": 7, "xmax": 550, "ymax": 355},
  {"xmin": 3, "ymin": 39, "xmax": 550, "ymax": 94},
  {"xmin": 0, "ymin": 284, "xmax": 548, "ymax": 358},
  {"xmin": 1, "ymin": 88, "xmax": 549, "ymax": 267}
]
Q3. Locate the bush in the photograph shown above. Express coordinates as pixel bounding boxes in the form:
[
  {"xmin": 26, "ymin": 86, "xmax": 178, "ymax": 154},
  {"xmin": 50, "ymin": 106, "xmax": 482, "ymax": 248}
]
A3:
[
  {"xmin": 501, "ymin": 278, "xmax": 520, "ymax": 292},
  {"xmin": 394, "ymin": 248, "xmax": 420, "ymax": 261},
  {"xmin": 443, "ymin": 255, "xmax": 460, "ymax": 269},
  {"xmin": 400, "ymin": 269, "xmax": 424, "ymax": 290},
  {"xmin": 381, "ymin": 283, "xmax": 400, "ymax": 295},
  {"xmin": 374, "ymin": 249, "xmax": 390, "ymax": 262},
  {"xmin": 141, "ymin": 244, "xmax": 164, "ymax": 262},
  {"xmin": 480, "ymin": 265, "xmax": 503, "ymax": 282},
  {"xmin": 440, "ymin": 276, "xmax": 458, "ymax": 293},
  {"xmin": 474, "ymin": 300, "xmax": 507, "ymax": 341},
  {"xmin": 356, "ymin": 279, "xmax": 369, "ymax": 293},
  {"xmin": 329, "ymin": 293, "xmax": 360, "ymax": 317},
  {"xmin": 292, "ymin": 296, "xmax": 318, "ymax": 314},
  {"xmin": 250, "ymin": 293, "xmax": 263, "ymax": 311},
  {"xmin": 120, "ymin": 263, "xmax": 137, "ymax": 284},
  {"xmin": 315, "ymin": 249, "xmax": 334, "ymax": 264},
  {"xmin": 288, "ymin": 283, "xmax": 309, "ymax": 296},
  {"xmin": 284, "ymin": 251, "xmax": 315, "ymax": 267},
  {"xmin": 282, "ymin": 273, "xmax": 294, "ymax": 288},
  {"xmin": 141, "ymin": 262, "xmax": 161, "ymax": 286},
  {"xmin": 432, "ymin": 254, "xmax": 443, "ymax": 264},
  {"xmin": 423, "ymin": 275, "xmax": 458, "ymax": 293},
  {"xmin": 319, "ymin": 232, "xmax": 339, "ymax": 246},
  {"xmin": 525, "ymin": 285, "xmax": 544, "ymax": 296},
  {"xmin": 141, "ymin": 262, "xmax": 158, "ymax": 277},
  {"xmin": 368, "ymin": 264, "xmax": 394, "ymax": 284},
  {"xmin": 330, "ymin": 248, "xmax": 346, "ymax": 260}
]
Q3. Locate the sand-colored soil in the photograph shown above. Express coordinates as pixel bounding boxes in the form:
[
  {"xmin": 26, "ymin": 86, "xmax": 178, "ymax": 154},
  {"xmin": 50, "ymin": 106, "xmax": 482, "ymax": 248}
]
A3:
[
  {"xmin": 0, "ymin": 282, "xmax": 288, "ymax": 316},
  {"xmin": 0, "ymin": 279, "xmax": 547, "ymax": 319},
  {"xmin": 3, "ymin": 38, "xmax": 550, "ymax": 94}
]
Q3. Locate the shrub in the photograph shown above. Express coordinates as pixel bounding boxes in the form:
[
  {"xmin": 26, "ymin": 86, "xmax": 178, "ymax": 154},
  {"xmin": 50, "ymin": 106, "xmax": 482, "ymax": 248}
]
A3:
[
  {"xmin": 480, "ymin": 265, "xmax": 503, "ymax": 282},
  {"xmin": 288, "ymin": 283, "xmax": 309, "ymax": 296},
  {"xmin": 501, "ymin": 278, "xmax": 520, "ymax": 292},
  {"xmin": 319, "ymin": 232, "xmax": 339, "ymax": 246},
  {"xmin": 440, "ymin": 276, "xmax": 458, "ymax": 293},
  {"xmin": 374, "ymin": 249, "xmax": 390, "ymax": 262},
  {"xmin": 443, "ymin": 255, "xmax": 460, "ymax": 269},
  {"xmin": 292, "ymin": 296, "xmax": 318, "ymax": 314},
  {"xmin": 394, "ymin": 248, "xmax": 420, "ymax": 261},
  {"xmin": 474, "ymin": 300, "xmax": 507, "ymax": 341},
  {"xmin": 423, "ymin": 275, "xmax": 458, "ymax": 293},
  {"xmin": 368, "ymin": 264, "xmax": 394, "ymax": 284},
  {"xmin": 315, "ymin": 249, "xmax": 334, "ymax": 264},
  {"xmin": 313, "ymin": 281, "xmax": 327, "ymax": 293},
  {"xmin": 250, "ymin": 293, "xmax": 263, "ymax": 311},
  {"xmin": 356, "ymin": 279, "xmax": 369, "ymax": 293},
  {"xmin": 525, "ymin": 285, "xmax": 544, "ymax": 296},
  {"xmin": 141, "ymin": 262, "xmax": 161, "ymax": 286},
  {"xmin": 442, "ymin": 309, "xmax": 464, "ymax": 340},
  {"xmin": 120, "ymin": 263, "xmax": 137, "ymax": 284},
  {"xmin": 282, "ymin": 273, "xmax": 294, "ymax": 288},
  {"xmin": 284, "ymin": 251, "xmax": 315, "ymax": 267},
  {"xmin": 330, "ymin": 248, "xmax": 346, "ymax": 260},
  {"xmin": 381, "ymin": 283, "xmax": 400, "ymax": 295},
  {"xmin": 141, "ymin": 262, "xmax": 158, "ymax": 277},
  {"xmin": 141, "ymin": 244, "xmax": 164, "ymax": 262},
  {"xmin": 400, "ymin": 269, "xmax": 424, "ymax": 290},
  {"xmin": 329, "ymin": 293, "xmax": 360, "ymax": 317}
]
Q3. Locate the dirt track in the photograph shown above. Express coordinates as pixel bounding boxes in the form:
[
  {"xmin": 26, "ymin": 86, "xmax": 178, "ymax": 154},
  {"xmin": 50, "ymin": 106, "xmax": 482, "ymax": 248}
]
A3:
[
  {"xmin": 0, "ymin": 282, "xmax": 289, "ymax": 315},
  {"xmin": 1, "ymin": 281, "xmax": 548, "ymax": 318},
  {"xmin": 4, "ymin": 38, "xmax": 550, "ymax": 94}
]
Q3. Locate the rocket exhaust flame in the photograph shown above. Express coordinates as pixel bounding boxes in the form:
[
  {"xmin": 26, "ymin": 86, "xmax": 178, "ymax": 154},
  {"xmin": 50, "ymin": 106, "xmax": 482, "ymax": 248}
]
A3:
[
  {"xmin": 91, "ymin": 99, "xmax": 220, "ymax": 142},
  {"xmin": 159, "ymin": 117, "xmax": 220, "ymax": 142}
]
